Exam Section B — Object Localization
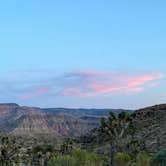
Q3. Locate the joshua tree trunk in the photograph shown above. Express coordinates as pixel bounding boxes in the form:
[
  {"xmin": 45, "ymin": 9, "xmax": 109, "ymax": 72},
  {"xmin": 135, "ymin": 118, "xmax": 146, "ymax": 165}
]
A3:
[
  {"xmin": 157, "ymin": 136, "xmax": 161, "ymax": 151},
  {"xmin": 0, "ymin": 159, "xmax": 3, "ymax": 166},
  {"xmin": 110, "ymin": 140, "xmax": 116, "ymax": 166}
]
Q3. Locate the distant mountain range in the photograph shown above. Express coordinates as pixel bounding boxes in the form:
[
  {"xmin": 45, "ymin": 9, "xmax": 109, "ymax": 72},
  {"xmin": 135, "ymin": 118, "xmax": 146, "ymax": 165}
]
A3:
[{"xmin": 0, "ymin": 103, "xmax": 132, "ymax": 138}]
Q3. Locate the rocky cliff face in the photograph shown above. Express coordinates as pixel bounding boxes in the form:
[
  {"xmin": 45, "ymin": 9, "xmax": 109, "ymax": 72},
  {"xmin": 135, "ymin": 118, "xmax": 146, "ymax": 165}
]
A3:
[{"xmin": 0, "ymin": 103, "xmax": 130, "ymax": 138}]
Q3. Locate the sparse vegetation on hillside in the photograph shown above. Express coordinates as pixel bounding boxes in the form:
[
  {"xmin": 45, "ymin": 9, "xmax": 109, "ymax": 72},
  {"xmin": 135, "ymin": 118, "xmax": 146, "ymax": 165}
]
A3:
[{"xmin": 0, "ymin": 106, "xmax": 165, "ymax": 166}]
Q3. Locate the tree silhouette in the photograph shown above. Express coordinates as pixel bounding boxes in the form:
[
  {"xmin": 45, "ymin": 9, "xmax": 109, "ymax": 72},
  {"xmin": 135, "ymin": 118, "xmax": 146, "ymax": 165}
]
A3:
[{"xmin": 101, "ymin": 111, "xmax": 132, "ymax": 166}]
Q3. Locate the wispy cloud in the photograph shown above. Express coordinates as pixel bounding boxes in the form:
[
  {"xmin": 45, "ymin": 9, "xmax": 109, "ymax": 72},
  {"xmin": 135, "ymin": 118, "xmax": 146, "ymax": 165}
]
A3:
[
  {"xmin": 59, "ymin": 70, "xmax": 163, "ymax": 96},
  {"xmin": 20, "ymin": 86, "xmax": 50, "ymax": 100},
  {"xmin": 16, "ymin": 70, "xmax": 163, "ymax": 100}
]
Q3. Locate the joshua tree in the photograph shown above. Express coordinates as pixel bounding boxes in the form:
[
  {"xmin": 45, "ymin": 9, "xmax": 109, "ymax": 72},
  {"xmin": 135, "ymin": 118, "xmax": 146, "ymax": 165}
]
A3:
[
  {"xmin": 32, "ymin": 143, "xmax": 54, "ymax": 166},
  {"xmin": 0, "ymin": 136, "xmax": 21, "ymax": 165},
  {"xmin": 101, "ymin": 111, "xmax": 132, "ymax": 166},
  {"xmin": 60, "ymin": 138, "xmax": 73, "ymax": 155}
]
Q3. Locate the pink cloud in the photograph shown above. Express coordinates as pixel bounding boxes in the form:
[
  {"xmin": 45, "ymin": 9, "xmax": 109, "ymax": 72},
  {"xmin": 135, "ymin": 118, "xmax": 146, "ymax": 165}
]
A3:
[
  {"xmin": 127, "ymin": 73, "xmax": 163, "ymax": 87},
  {"xmin": 61, "ymin": 88, "xmax": 89, "ymax": 97},
  {"xmin": 90, "ymin": 84, "xmax": 143, "ymax": 94},
  {"xmin": 19, "ymin": 70, "xmax": 164, "ymax": 99},
  {"xmin": 59, "ymin": 71, "xmax": 163, "ymax": 96},
  {"xmin": 21, "ymin": 86, "xmax": 50, "ymax": 100}
]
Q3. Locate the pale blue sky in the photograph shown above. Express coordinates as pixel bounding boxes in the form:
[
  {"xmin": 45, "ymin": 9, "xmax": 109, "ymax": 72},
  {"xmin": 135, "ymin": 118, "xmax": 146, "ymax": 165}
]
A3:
[{"xmin": 0, "ymin": 0, "xmax": 166, "ymax": 109}]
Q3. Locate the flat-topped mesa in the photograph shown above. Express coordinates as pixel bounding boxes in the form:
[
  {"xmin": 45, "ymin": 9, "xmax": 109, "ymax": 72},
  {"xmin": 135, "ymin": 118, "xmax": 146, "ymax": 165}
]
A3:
[
  {"xmin": 0, "ymin": 103, "xmax": 20, "ymax": 116},
  {"xmin": 0, "ymin": 103, "xmax": 20, "ymax": 111},
  {"xmin": 0, "ymin": 103, "xmax": 19, "ymax": 107}
]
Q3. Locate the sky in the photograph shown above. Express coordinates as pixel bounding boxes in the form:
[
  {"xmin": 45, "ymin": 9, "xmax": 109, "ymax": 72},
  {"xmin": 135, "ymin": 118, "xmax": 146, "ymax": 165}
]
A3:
[{"xmin": 0, "ymin": 0, "xmax": 166, "ymax": 109}]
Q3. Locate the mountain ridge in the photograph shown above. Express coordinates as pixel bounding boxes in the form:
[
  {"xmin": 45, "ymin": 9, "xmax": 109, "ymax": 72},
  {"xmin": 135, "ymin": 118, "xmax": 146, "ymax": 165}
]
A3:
[{"xmin": 0, "ymin": 103, "xmax": 132, "ymax": 138}]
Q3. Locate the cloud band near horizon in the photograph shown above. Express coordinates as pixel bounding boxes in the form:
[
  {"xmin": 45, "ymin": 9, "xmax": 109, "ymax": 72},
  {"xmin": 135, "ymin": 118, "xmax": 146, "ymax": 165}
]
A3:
[{"xmin": 20, "ymin": 70, "xmax": 163, "ymax": 100}]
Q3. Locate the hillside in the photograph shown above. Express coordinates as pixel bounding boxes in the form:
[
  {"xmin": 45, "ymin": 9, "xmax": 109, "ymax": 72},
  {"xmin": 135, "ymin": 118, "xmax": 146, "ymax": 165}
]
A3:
[
  {"xmin": 79, "ymin": 104, "xmax": 166, "ymax": 153},
  {"xmin": 132, "ymin": 104, "xmax": 166, "ymax": 151}
]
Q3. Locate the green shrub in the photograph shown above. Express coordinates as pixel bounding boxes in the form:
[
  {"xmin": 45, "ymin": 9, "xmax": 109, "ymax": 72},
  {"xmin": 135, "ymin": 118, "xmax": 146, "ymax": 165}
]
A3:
[
  {"xmin": 48, "ymin": 155, "xmax": 76, "ymax": 166},
  {"xmin": 48, "ymin": 149, "xmax": 107, "ymax": 166},
  {"xmin": 130, "ymin": 152, "xmax": 150, "ymax": 166},
  {"xmin": 151, "ymin": 149, "xmax": 166, "ymax": 166},
  {"xmin": 115, "ymin": 153, "xmax": 131, "ymax": 166}
]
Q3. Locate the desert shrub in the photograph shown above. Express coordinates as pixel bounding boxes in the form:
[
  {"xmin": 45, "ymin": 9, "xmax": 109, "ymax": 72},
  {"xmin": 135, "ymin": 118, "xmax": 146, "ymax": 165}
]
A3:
[
  {"xmin": 48, "ymin": 149, "xmax": 107, "ymax": 166},
  {"xmin": 130, "ymin": 152, "xmax": 150, "ymax": 166},
  {"xmin": 33, "ymin": 144, "xmax": 54, "ymax": 154},
  {"xmin": 115, "ymin": 153, "xmax": 131, "ymax": 166},
  {"xmin": 151, "ymin": 149, "xmax": 166, "ymax": 166},
  {"xmin": 48, "ymin": 155, "xmax": 76, "ymax": 166}
]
